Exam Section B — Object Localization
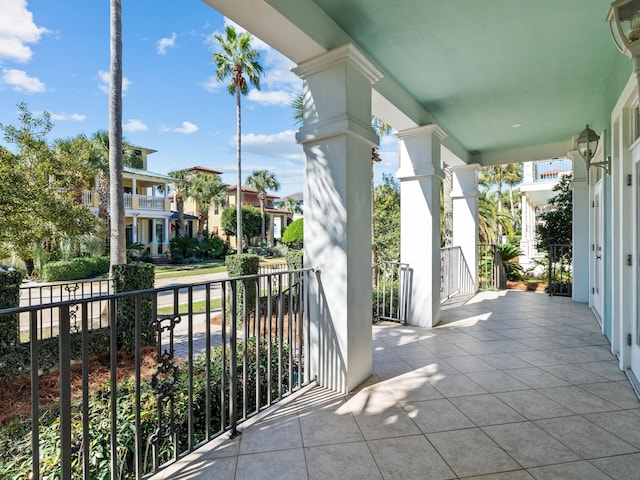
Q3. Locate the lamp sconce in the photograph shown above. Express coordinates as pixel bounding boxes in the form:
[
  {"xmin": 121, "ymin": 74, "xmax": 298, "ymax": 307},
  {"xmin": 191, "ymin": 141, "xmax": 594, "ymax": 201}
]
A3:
[
  {"xmin": 576, "ymin": 124, "xmax": 610, "ymax": 175},
  {"xmin": 608, "ymin": 0, "xmax": 640, "ymax": 92}
]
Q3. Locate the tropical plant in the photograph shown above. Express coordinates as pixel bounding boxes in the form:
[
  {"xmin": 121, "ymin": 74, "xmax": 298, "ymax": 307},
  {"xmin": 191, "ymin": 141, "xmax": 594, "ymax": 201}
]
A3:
[
  {"xmin": 280, "ymin": 197, "xmax": 303, "ymax": 216},
  {"xmin": 480, "ymin": 164, "xmax": 522, "ymax": 239},
  {"xmin": 246, "ymin": 170, "xmax": 280, "ymax": 246},
  {"xmin": 184, "ymin": 173, "xmax": 227, "ymax": 240},
  {"xmin": 495, "ymin": 243, "xmax": 524, "ymax": 281},
  {"xmin": 167, "ymin": 169, "xmax": 189, "ymax": 238},
  {"xmin": 213, "ymin": 25, "xmax": 263, "ymax": 254},
  {"xmin": 109, "ymin": 0, "xmax": 125, "ymax": 268},
  {"xmin": 478, "ymin": 188, "xmax": 514, "ymax": 244}
]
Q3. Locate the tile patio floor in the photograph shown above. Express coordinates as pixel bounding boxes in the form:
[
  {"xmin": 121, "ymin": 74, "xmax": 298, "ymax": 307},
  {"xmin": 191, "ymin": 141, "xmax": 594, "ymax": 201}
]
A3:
[{"xmin": 152, "ymin": 290, "xmax": 640, "ymax": 480}]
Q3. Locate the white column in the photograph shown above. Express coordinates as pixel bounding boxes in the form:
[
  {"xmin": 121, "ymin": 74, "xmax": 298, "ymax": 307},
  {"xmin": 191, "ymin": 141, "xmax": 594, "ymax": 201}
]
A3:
[
  {"xmin": 451, "ymin": 164, "xmax": 480, "ymax": 291},
  {"xmin": 151, "ymin": 219, "xmax": 157, "ymax": 244},
  {"xmin": 163, "ymin": 217, "xmax": 169, "ymax": 245},
  {"xmin": 397, "ymin": 125, "xmax": 445, "ymax": 328},
  {"xmin": 294, "ymin": 44, "xmax": 382, "ymax": 393},
  {"xmin": 132, "ymin": 178, "xmax": 137, "ymax": 195},
  {"xmin": 132, "ymin": 215, "xmax": 138, "ymax": 243},
  {"xmin": 571, "ymin": 151, "xmax": 589, "ymax": 302}
]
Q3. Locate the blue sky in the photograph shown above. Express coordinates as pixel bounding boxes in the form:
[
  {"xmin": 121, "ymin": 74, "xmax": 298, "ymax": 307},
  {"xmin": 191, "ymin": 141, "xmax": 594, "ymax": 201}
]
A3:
[{"xmin": 0, "ymin": 0, "xmax": 398, "ymax": 197}]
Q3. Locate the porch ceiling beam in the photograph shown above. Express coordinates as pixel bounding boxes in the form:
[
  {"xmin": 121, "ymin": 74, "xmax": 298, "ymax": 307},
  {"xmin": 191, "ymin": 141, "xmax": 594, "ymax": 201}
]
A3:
[{"xmin": 471, "ymin": 140, "xmax": 574, "ymax": 167}]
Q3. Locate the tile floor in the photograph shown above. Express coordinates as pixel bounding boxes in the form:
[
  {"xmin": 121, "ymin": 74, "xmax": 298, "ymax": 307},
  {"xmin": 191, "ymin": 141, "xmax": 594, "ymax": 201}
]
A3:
[{"xmin": 151, "ymin": 290, "xmax": 640, "ymax": 479}]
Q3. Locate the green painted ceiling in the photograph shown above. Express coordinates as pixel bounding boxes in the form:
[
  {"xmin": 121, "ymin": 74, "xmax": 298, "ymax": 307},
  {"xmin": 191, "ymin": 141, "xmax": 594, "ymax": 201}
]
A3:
[{"xmin": 311, "ymin": 0, "xmax": 629, "ymax": 155}]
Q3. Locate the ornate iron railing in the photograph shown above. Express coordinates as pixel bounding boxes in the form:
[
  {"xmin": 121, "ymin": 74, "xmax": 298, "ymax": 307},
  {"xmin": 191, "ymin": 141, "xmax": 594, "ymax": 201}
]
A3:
[{"xmin": 0, "ymin": 268, "xmax": 315, "ymax": 479}]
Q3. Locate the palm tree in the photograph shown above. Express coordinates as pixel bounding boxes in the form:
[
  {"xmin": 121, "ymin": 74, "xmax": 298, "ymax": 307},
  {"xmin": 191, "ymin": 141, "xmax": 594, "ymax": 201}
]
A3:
[
  {"xmin": 213, "ymin": 25, "xmax": 263, "ymax": 254},
  {"xmin": 504, "ymin": 163, "xmax": 523, "ymax": 218},
  {"xmin": 90, "ymin": 130, "xmax": 142, "ymax": 252},
  {"xmin": 184, "ymin": 173, "xmax": 228, "ymax": 240},
  {"xmin": 281, "ymin": 197, "xmax": 303, "ymax": 216},
  {"xmin": 246, "ymin": 170, "xmax": 280, "ymax": 246},
  {"xmin": 109, "ymin": 0, "xmax": 125, "ymax": 267},
  {"xmin": 168, "ymin": 169, "xmax": 189, "ymax": 238}
]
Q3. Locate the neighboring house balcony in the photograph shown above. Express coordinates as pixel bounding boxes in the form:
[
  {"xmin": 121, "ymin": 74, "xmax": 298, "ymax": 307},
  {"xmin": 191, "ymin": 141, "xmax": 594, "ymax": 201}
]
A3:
[
  {"xmin": 519, "ymin": 159, "xmax": 572, "ymax": 268},
  {"xmin": 81, "ymin": 191, "xmax": 170, "ymax": 211}
]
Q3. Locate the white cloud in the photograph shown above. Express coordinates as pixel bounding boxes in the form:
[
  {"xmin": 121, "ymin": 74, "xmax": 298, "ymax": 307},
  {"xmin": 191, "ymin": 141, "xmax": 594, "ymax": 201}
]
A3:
[
  {"xmin": 230, "ymin": 130, "xmax": 303, "ymax": 162},
  {"xmin": 165, "ymin": 121, "xmax": 198, "ymax": 134},
  {"xmin": 98, "ymin": 70, "xmax": 131, "ymax": 94},
  {"xmin": 123, "ymin": 119, "xmax": 148, "ymax": 132},
  {"xmin": 247, "ymin": 89, "xmax": 293, "ymax": 107},
  {"xmin": 201, "ymin": 75, "xmax": 224, "ymax": 92},
  {"xmin": 0, "ymin": 0, "xmax": 49, "ymax": 63},
  {"xmin": 156, "ymin": 32, "xmax": 177, "ymax": 55},
  {"xmin": 1, "ymin": 68, "xmax": 45, "ymax": 93},
  {"xmin": 50, "ymin": 112, "xmax": 85, "ymax": 122}
]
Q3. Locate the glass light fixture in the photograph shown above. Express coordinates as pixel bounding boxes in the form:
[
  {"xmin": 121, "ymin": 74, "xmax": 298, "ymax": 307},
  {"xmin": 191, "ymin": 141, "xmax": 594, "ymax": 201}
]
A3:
[
  {"xmin": 576, "ymin": 125, "xmax": 610, "ymax": 174},
  {"xmin": 608, "ymin": 0, "xmax": 640, "ymax": 76}
]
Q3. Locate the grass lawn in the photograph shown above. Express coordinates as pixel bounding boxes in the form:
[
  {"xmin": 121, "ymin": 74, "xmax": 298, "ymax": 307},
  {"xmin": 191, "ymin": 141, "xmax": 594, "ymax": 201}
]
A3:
[
  {"xmin": 154, "ymin": 261, "xmax": 227, "ymax": 279},
  {"xmin": 157, "ymin": 297, "xmax": 223, "ymax": 314}
]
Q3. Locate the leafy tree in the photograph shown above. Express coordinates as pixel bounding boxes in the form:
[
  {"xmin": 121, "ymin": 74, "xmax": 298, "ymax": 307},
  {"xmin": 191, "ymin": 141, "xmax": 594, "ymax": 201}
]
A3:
[
  {"xmin": 0, "ymin": 104, "xmax": 97, "ymax": 268},
  {"xmin": 184, "ymin": 173, "xmax": 228, "ymax": 239},
  {"xmin": 221, "ymin": 206, "xmax": 263, "ymax": 247},
  {"xmin": 213, "ymin": 25, "xmax": 263, "ymax": 254},
  {"xmin": 536, "ymin": 173, "xmax": 572, "ymax": 252},
  {"xmin": 109, "ymin": 0, "xmax": 125, "ymax": 267},
  {"xmin": 480, "ymin": 164, "xmax": 522, "ymax": 239},
  {"xmin": 478, "ymin": 188, "xmax": 514, "ymax": 244},
  {"xmin": 373, "ymin": 174, "xmax": 400, "ymax": 263},
  {"xmin": 246, "ymin": 170, "xmax": 280, "ymax": 246}
]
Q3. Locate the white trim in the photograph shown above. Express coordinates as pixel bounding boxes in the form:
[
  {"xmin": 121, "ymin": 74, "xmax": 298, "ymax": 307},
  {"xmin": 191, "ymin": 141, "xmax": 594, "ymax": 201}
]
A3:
[{"xmin": 292, "ymin": 43, "xmax": 383, "ymax": 84}]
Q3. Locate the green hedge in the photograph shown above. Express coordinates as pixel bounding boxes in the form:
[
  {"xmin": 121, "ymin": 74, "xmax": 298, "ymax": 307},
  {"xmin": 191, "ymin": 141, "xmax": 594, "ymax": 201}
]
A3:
[
  {"xmin": 225, "ymin": 254, "xmax": 260, "ymax": 320},
  {"xmin": 111, "ymin": 263, "xmax": 155, "ymax": 353},
  {"xmin": 42, "ymin": 257, "xmax": 110, "ymax": 282},
  {"xmin": 0, "ymin": 270, "xmax": 24, "ymax": 346},
  {"xmin": 285, "ymin": 250, "xmax": 303, "ymax": 269}
]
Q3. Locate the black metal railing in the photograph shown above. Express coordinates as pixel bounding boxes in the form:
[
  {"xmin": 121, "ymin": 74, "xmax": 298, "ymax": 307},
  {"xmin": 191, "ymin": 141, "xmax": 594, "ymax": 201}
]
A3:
[
  {"xmin": 373, "ymin": 261, "xmax": 411, "ymax": 324},
  {"xmin": 19, "ymin": 278, "xmax": 112, "ymax": 340},
  {"xmin": 0, "ymin": 268, "xmax": 315, "ymax": 480},
  {"xmin": 440, "ymin": 246, "xmax": 475, "ymax": 301},
  {"xmin": 548, "ymin": 244, "xmax": 572, "ymax": 296}
]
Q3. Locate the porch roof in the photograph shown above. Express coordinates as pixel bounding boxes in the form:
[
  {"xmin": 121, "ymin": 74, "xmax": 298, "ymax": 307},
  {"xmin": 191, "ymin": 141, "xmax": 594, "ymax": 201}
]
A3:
[{"xmin": 204, "ymin": 0, "xmax": 629, "ymax": 165}]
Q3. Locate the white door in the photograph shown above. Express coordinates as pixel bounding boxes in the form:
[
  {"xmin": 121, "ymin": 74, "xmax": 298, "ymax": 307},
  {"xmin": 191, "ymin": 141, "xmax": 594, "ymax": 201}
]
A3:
[{"xmin": 592, "ymin": 182, "xmax": 604, "ymax": 319}]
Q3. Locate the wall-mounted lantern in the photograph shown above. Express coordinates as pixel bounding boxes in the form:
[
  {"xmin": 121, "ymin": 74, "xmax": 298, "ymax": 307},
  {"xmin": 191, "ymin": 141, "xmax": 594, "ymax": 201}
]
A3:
[{"xmin": 576, "ymin": 125, "xmax": 610, "ymax": 174}]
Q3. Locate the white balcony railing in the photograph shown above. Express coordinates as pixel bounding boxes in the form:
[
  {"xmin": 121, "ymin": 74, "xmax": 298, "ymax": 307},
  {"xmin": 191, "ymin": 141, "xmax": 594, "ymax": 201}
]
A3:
[
  {"xmin": 82, "ymin": 190, "xmax": 93, "ymax": 206},
  {"xmin": 137, "ymin": 195, "xmax": 165, "ymax": 210}
]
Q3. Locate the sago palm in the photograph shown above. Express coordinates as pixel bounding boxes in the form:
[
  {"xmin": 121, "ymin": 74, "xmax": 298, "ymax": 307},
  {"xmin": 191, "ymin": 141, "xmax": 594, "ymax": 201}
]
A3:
[{"xmin": 213, "ymin": 25, "xmax": 263, "ymax": 253}]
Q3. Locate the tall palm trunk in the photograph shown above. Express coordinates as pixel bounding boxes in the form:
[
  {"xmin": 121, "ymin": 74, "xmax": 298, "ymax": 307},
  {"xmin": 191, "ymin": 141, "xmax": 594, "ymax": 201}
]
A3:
[
  {"xmin": 236, "ymin": 75, "xmax": 243, "ymax": 253},
  {"xmin": 496, "ymin": 181, "xmax": 503, "ymax": 243},
  {"xmin": 109, "ymin": 0, "xmax": 125, "ymax": 267},
  {"xmin": 175, "ymin": 193, "xmax": 185, "ymax": 238},
  {"xmin": 259, "ymin": 196, "xmax": 266, "ymax": 246}
]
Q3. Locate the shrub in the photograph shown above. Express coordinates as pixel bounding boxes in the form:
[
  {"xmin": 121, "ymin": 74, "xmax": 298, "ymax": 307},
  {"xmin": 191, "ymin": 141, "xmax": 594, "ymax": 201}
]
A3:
[
  {"xmin": 281, "ymin": 218, "xmax": 303, "ymax": 249},
  {"xmin": 285, "ymin": 250, "xmax": 303, "ymax": 269},
  {"xmin": 0, "ymin": 269, "xmax": 24, "ymax": 346},
  {"xmin": 42, "ymin": 257, "xmax": 110, "ymax": 282},
  {"xmin": 0, "ymin": 338, "xmax": 293, "ymax": 479},
  {"xmin": 111, "ymin": 263, "xmax": 155, "ymax": 353},
  {"xmin": 225, "ymin": 254, "xmax": 260, "ymax": 320},
  {"xmin": 170, "ymin": 236, "xmax": 199, "ymax": 263},
  {"xmin": 198, "ymin": 234, "xmax": 229, "ymax": 259}
]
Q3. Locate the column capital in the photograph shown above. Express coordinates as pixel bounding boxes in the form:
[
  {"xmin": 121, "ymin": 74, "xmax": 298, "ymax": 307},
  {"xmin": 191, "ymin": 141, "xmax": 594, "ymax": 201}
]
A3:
[
  {"xmin": 568, "ymin": 149, "xmax": 588, "ymax": 183},
  {"xmin": 450, "ymin": 163, "xmax": 480, "ymax": 199},
  {"xmin": 293, "ymin": 43, "xmax": 383, "ymax": 84},
  {"xmin": 397, "ymin": 124, "xmax": 447, "ymax": 142}
]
